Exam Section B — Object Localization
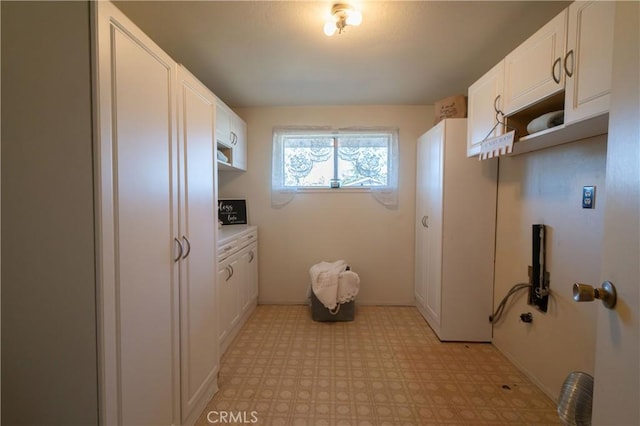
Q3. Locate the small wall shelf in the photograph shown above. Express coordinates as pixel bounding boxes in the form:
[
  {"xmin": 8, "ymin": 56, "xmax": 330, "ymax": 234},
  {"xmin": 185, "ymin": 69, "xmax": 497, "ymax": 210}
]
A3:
[{"xmin": 510, "ymin": 113, "xmax": 608, "ymax": 156}]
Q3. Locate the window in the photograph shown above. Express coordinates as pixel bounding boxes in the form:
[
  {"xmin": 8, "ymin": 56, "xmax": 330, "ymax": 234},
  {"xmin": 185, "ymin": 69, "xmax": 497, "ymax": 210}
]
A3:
[
  {"xmin": 282, "ymin": 133, "xmax": 390, "ymax": 188},
  {"xmin": 272, "ymin": 128, "xmax": 399, "ymax": 208}
]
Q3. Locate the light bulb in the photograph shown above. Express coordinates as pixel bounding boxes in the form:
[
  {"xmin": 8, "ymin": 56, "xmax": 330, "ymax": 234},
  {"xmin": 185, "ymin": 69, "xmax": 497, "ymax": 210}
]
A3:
[
  {"xmin": 345, "ymin": 10, "xmax": 362, "ymax": 26},
  {"xmin": 324, "ymin": 21, "xmax": 337, "ymax": 36}
]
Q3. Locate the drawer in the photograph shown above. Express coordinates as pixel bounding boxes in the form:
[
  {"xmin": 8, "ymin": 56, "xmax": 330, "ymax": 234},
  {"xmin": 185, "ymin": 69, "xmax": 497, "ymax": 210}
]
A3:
[
  {"xmin": 217, "ymin": 239, "xmax": 239, "ymax": 260},
  {"xmin": 237, "ymin": 230, "xmax": 257, "ymax": 249}
]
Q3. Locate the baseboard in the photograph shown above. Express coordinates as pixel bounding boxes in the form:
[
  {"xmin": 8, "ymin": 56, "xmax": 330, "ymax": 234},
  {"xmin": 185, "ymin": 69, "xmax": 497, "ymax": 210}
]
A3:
[
  {"xmin": 257, "ymin": 300, "xmax": 416, "ymax": 307},
  {"xmin": 182, "ymin": 374, "xmax": 219, "ymax": 426},
  {"xmin": 492, "ymin": 341, "xmax": 558, "ymax": 402}
]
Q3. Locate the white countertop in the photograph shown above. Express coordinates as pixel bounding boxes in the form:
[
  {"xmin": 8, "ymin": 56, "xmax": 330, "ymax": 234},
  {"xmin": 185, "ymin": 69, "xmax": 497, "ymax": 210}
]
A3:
[{"xmin": 218, "ymin": 224, "xmax": 257, "ymax": 246}]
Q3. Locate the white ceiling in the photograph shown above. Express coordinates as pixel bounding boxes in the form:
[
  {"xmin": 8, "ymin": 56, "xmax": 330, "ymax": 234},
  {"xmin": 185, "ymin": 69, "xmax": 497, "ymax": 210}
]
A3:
[{"xmin": 114, "ymin": 1, "xmax": 569, "ymax": 108}]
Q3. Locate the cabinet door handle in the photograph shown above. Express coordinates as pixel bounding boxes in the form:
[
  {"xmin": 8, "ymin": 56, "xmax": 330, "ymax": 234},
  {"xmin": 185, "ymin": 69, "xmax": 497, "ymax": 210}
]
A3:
[
  {"xmin": 182, "ymin": 236, "xmax": 191, "ymax": 259},
  {"xmin": 564, "ymin": 49, "xmax": 574, "ymax": 78},
  {"xmin": 225, "ymin": 265, "xmax": 233, "ymax": 281},
  {"xmin": 248, "ymin": 250, "xmax": 255, "ymax": 263},
  {"xmin": 552, "ymin": 57, "xmax": 562, "ymax": 84},
  {"xmin": 493, "ymin": 94, "xmax": 502, "ymax": 114},
  {"xmin": 174, "ymin": 237, "xmax": 183, "ymax": 262}
]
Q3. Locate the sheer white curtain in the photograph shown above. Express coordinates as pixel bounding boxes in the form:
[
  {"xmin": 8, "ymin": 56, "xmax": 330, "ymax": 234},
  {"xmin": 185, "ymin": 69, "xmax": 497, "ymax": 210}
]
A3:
[
  {"xmin": 369, "ymin": 129, "xmax": 399, "ymax": 209},
  {"xmin": 271, "ymin": 127, "xmax": 400, "ymax": 209},
  {"xmin": 271, "ymin": 127, "xmax": 328, "ymax": 208}
]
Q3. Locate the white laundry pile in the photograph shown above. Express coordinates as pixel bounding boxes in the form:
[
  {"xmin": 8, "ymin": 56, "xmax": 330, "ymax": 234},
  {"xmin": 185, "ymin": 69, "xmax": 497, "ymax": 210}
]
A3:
[{"xmin": 309, "ymin": 260, "xmax": 360, "ymax": 310}]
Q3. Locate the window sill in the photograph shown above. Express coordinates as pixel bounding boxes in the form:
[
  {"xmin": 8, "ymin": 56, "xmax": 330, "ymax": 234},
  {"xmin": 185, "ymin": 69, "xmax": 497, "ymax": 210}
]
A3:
[{"xmin": 290, "ymin": 187, "xmax": 374, "ymax": 193}]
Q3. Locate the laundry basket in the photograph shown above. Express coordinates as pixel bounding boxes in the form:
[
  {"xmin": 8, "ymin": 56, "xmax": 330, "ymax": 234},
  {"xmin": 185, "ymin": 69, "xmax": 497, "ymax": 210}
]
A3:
[
  {"xmin": 310, "ymin": 291, "xmax": 355, "ymax": 322},
  {"xmin": 557, "ymin": 371, "xmax": 593, "ymax": 426},
  {"xmin": 309, "ymin": 261, "xmax": 359, "ymax": 322}
]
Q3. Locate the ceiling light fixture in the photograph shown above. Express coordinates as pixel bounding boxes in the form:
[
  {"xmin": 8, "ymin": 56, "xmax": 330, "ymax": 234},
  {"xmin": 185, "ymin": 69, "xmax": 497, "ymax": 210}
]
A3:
[{"xmin": 323, "ymin": 3, "xmax": 362, "ymax": 36}]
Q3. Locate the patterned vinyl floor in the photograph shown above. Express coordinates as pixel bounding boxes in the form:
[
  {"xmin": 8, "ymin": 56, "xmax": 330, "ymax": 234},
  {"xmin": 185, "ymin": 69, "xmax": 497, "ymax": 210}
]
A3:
[{"xmin": 196, "ymin": 305, "xmax": 560, "ymax": 425}]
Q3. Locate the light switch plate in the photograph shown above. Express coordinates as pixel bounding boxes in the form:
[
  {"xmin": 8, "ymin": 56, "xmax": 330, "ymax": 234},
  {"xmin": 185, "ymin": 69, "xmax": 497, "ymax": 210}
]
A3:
[{"xmin": 582, "ymin": 186, "xmax": 595, "ymax": 209}]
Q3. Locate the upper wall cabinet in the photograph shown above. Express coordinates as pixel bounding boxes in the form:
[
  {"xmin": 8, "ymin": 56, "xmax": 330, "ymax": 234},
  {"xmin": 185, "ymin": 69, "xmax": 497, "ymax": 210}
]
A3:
[
  {"xmin": 467, "ymin": 61, "xmax": 505, "ymax": 157},
  {"xmin": 503, "ymin": 9, "xmax": 567, "ymax": 116},
  {"xmin": 564, "ymin": 1, "xmax": 615, "ymax": 124},
  {"xmin": 231, "ymin": 113, "xmax": 247, "ymax": 171},
  {"xmin": 467, "ymin": 1, "xmax": 613, "ymax": 157},
  {"xmin": 216, "ymin": 99, "xmax": 247, "ymax": 171}
]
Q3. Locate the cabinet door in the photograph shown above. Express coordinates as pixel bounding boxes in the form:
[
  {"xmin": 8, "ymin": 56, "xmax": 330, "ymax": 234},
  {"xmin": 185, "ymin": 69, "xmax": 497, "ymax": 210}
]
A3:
[
  {"xmin": 95, "ymin": 2, "xmax": 179, "ymax": 424},
  {"xmin": 176, "ymin": 66, "xmax": 218, "ymax": 423},
  {"xmin": 218, "ymin": 255, "xmax": 240, "ymax": 349},
  {"xmin": 238, "ymin": 247, "xmax": 252, "ymax": 316},
  {"xmin": 231, "ymin": 113, "xmax": 247, "ymax": 171},
  {"xmin": 215, "ymin": 99, "xmax": 232, "ymax": 148},
  {"xmin": 239, "ymin": 242, "xmax": 258, "ymax": 312},
  {"xmin": 414, "ymin": 132, "xmax": 430, "ymax": 309},
  {"xmin": 467, "ymin": 61, "xmax": 505, "ymax": 157},
  {"xmin": 564, "ymin": 1, "xmax": 614, "ymax": 124},
  {"xmin": 248, "ymin": 243, "xmax": 259, "ymax": 302},
  {"xmin": 425, "ymin": 124, "xmax": 444, "ymax": 327},
  {"xmin": 504, "ymin": 9, "xmax": 567, "ymax": 115}
]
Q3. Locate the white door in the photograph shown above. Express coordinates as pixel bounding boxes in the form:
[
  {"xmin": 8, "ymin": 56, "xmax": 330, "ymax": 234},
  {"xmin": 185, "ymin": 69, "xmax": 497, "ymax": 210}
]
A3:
[
  {"xmin": 564, "ymin": 1, "xmax": 615, "ymax": 124},
  {"xmin": 177, "ymin": 66, "xmax": 218, "ymax": 423},
  {"xmin": 95, "ymin": 2, "xmax": 179, "ymax": 424},
  {"xmin": 592, "ymin": 3, "xmax": 639, "ymax": 424},
  {"xmin": 425, "ymin": 123, "xmax": 444, "ymax": 326}
]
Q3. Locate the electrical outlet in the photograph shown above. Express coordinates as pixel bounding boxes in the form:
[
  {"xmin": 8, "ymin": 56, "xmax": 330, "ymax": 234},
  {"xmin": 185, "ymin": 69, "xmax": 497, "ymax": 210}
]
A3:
[{"xmin": 582, "ymin": 186, "xmax": 596, "ymax": 209}]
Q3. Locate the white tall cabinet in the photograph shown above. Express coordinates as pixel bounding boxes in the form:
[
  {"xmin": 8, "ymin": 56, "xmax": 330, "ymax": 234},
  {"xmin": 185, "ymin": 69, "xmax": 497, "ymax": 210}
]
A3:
[
  {"xmin": 94, "ymin": 2, "xmax": 218, "ymax": 425},
  {"xmin": 415, "ymin": 119, "xmax": 497, "ymax": 342},
  {"xmin": 176, "ymin": 65, "xmax": 220, "ymax": 425}
]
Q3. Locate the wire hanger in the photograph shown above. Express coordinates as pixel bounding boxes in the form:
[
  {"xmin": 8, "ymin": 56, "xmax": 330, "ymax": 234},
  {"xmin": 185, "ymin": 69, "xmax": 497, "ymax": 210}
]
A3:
[{"xmin": 480, "ymin": 110, "xmax": 518, "ymax": 144}]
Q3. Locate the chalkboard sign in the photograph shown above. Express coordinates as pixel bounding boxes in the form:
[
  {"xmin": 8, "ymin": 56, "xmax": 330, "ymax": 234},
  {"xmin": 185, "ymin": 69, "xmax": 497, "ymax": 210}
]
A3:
[{"xmin": 218, "ymin": 199, "xmax": 247, "ymax": 225}]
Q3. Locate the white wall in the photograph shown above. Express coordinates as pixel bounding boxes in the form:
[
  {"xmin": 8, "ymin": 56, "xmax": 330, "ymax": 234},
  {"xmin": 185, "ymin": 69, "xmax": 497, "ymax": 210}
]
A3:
[
  {"xmin": 219, "ymin": 105, "xmax": 432, "ymax": 305},
  {"xmin": 1, "ymin": 2, "xmax": 98, "ymax": 424},
  {"xmin": 492, "ymin": 135, "xmax": 607, "ymax": 400}
]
